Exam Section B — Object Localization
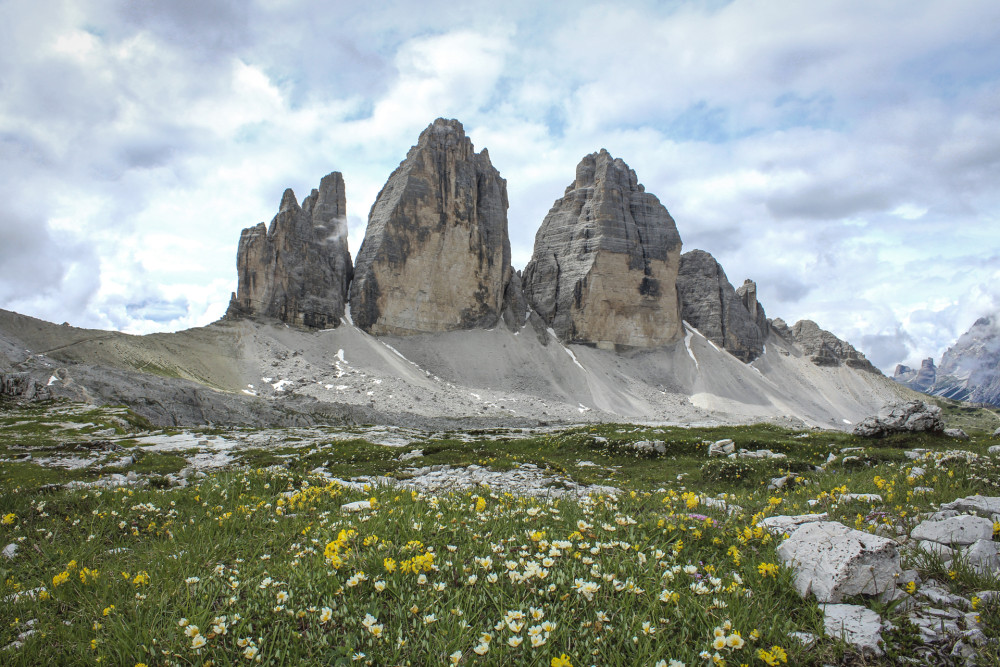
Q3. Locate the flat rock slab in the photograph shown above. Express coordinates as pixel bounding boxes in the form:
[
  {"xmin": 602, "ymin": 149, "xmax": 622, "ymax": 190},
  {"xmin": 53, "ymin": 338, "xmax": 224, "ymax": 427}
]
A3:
[
  {"xmin": 777, "ymin": 521, "xmax": 901, "ymax": 603},
  {"xmin": 822, "ymin": 603, "xmax": 884, "ymax": 655},
  {"xmin": 910, "ymin": 514, "xmax": 994, "ymax": 546}
]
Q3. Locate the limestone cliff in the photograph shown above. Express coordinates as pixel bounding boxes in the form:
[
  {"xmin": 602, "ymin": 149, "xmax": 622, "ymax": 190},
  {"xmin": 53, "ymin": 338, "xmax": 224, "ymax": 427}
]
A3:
[
  {"xmin": 522, "ymin": 150, "xmax": 683, "ymax": 349},
  {"xmin": 676, "ymin": 250, "xmax": 767, "ymax": 362},
  {"xmin": 772, "ymin": 318, "xmax": 879, "ymax": 372},
  {"xmin": 225, "ymin": 172, "xmax": 353, "ymax": 328},
  {"xmin": 349, "ymin": 119, "xmax": 516, "ymax": 335}
]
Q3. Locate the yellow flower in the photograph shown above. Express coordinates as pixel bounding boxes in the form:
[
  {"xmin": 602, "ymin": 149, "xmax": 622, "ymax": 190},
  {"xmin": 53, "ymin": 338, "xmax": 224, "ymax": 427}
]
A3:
[
  {"xmin": 757, "ymin": 562, "xmax": 779, "ymax": 578},
  {"xmin": 133, "ymin": 571, "xmax": 150, "ymax": 586},
  {"xmin": 383, "ymin": 558, "xmax": 397, "ymax": 572},
  {"xmin": 52, "ymin": 571, "xmax": 70, "ymax": 587},
  {"xmin": 551, "ymin": 655, "xmax": 573, "ymax": 667},
  {"xmin": 1, "ymin": 513, "xmax": 15, "ymax": 525}
]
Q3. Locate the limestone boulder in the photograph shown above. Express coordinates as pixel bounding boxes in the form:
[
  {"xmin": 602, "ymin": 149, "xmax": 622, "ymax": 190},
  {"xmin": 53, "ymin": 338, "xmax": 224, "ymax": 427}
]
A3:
[
  {"xmin": 910, "ymin": 514, "xmax": 994, "ymax": 546},
  {"xmin": 944, "ymin": 428, "xmax": 969, "ymax": 440},
  {"xmin": 676, "ymin": 250, "xmax": 767, "ymax": 362},
  {"xmin": 941, "ymin": 495, "xmax": 1000, "ymax": 520},
  {"xmin": 225, "ymin": 172, "xmax": 353, "ymax": 328},
  {"xmin": 349, "ymin": 119, "xmax": 515, "ymax": 335},
  {"xmin": 776, "ymin": 521, "xmax": 902, "ymax": 602},
  {"xmin": 522, "ymin": 149, "xmax": 683, "ymax": 349},
  {"xmin": 853, "ymin": 400, "xmax": 945, "ymax": 438}
]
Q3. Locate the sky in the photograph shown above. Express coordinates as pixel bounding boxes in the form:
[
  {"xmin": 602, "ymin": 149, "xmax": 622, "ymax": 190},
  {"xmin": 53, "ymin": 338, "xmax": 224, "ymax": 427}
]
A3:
[{"xmin": 1, "ymin": 0, "xmax": 998, "ymax": 374}]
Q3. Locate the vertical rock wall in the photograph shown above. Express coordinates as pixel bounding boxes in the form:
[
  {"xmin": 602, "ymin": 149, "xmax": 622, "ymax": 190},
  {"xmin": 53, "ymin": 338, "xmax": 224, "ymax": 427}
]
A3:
[
  {"xmin": 522, "ymin": 150, "xmax": 683, "ymax": 349},
  {"xmin": 349, "ymin": 119, "xmax": 514, "ymax": 335},
  {"xmin": 676, "ymin": 250, "xmax": 767, "ymax": 362},
  {"xmin": 225, "ymin": 172, "xmax": 353, "ymax": 328}
]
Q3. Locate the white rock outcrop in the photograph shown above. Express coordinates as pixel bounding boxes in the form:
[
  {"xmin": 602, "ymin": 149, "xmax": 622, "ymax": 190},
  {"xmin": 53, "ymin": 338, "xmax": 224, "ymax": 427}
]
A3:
[{"xmin": 777, "ymin": 521, "xmax": 902, "ymax": 603}]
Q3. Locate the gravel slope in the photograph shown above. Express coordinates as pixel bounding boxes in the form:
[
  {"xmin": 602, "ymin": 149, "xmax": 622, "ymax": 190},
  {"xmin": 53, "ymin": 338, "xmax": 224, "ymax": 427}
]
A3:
[{"xmin": 0, "ymin": 308, "xmax": 912, "ymax": 428}]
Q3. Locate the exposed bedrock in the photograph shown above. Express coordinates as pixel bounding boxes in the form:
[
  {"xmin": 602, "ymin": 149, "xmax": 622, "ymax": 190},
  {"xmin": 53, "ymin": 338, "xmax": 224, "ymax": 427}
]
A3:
[
  {"xmin": 676, "ymin": 249, "xmax": 767, "ymax": 362},
  {"xmin": 771, "ymin": 318, "xmax": 879, "ymax": 372},
  {"xmin": 522, "ymin": 149, "xmax": 683, "ymax": 350},
  {"xmin": 349, "ymin": 118, "xmax": 517, "ymax": 335},
  {"xmin": 225, "ymin": 172, "xmax": 353, "ymax": 328}
]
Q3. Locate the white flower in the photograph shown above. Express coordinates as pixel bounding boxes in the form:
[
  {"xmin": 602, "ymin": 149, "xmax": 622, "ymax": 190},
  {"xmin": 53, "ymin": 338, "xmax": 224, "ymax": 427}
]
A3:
[
  {"xmin": 185, "ymin": 577, "xmax": 200, "ymax": 584},
  {"xmin": 473, "ymin": 643, "xmax": 489, "ymax": 655},
  {"xmin": 508, "ymin": 636, "xmax": 523, "ymax": 647},
  {"xmin": 243, "ymin": 646, "xmax": 259, "ymax": 660},
  {"xmin": 374, "ymin": 580, "xmax": 386, "ymax": 592},
  {"xmin": 319, "ymin": 607, "xmax": 332, "ymax": 623},
  {"xmin": 190, "ymin": 634, "xmax": 207, "ymax": 649}
]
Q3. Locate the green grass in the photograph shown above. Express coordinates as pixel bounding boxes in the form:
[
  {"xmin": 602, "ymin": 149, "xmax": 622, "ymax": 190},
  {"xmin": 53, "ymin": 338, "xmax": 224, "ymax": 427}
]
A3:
[{"xmin": 1, "ymin": 400, "xmax": 1000, "ymax": 664}]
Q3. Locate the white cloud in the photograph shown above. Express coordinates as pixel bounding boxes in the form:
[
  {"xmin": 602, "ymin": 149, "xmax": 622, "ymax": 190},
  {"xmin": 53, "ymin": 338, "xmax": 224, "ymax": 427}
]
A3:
[{"xmin": 1, "ymin": 0, "xmax": 999, "ymax": 376}]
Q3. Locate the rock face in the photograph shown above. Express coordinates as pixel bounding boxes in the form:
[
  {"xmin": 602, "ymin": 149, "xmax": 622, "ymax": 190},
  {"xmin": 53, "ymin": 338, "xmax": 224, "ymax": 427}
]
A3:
[
  {"xmin": 676, "ymin": 250, "xmax": 767, "ymax": 362},
  {"xmin": 852, "ymin": 400, "xmax": 945, "ymax": 437},
  {"xmin": 522, "ymin": 149, "xmax": 683, "ymax": 349},
  {"xmin": 891, "ymin": 315, "xmax": 1000, "ymax": 406},
  {"xmin": 225, "ymin": 172, "xmax": 353, "ymax": 328},
  {"xmin": 0, "ymin": 372, "xmax": 50, "ymax": 401},
  {"xmin": 771, "ymin": 318, "xmax": 878, "ymax": 372},
  {"xmin": 349, "ymin": 119, "xmax": 515, "ymax": 335},
  {"xmin": 893, "ymin": 358, "xmax": 936, "ymax": 392}
]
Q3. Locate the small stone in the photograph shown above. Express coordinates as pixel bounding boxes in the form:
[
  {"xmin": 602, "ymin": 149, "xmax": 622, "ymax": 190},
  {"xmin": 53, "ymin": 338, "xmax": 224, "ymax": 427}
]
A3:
[
  {"xmin": 989, "ymin": 444, "xmax": 1000, "ymax": 454},
  {"xmin": 1, "ymin": 543, "xmax": 17, "ymax": 560},
  {"xmin": 841, "ymin": 493, "xmax": 882, "ymax": 503},
  {"xmin": 821, "ymin": 603, "xmax": 883, "ymax": 655},
  {"xmin": 340, "ymin": 501, "xmax": 372, "ymax": 513},
  {"xmin": 944, "ymin": 428, "xmax": 970, "ymax": 440},
  {"xmin": 993, "ymin": 427, "xmax": 1000, "ymax": 438}
]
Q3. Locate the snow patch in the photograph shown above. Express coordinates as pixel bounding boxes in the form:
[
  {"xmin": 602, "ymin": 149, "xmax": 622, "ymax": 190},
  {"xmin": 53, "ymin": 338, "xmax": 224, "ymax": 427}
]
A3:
[
  {"xmin": 336, "ymin": 349, "xmax": 346, "ymax": 363},
  {"xmin": 272, "ymin": 379, "xmax": 293, "ymax": 392},
  {"xmin": 47, "ymin": 375, "xmax": 58, "ymax": 386},
  {"xmin": 683, "ymin": 325, "xmax": 700, "ymax": 370},
  {"xmin": 563, "ymin": 346, "xmax": 586, "ymax": 371}
]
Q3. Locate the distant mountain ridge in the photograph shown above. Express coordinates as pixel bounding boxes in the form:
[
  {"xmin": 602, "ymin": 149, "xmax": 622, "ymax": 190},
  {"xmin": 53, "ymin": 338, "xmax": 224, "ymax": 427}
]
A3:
[{"xmin": 894, "ymin": 315, "xmax": 1000, "ymax": 406}]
